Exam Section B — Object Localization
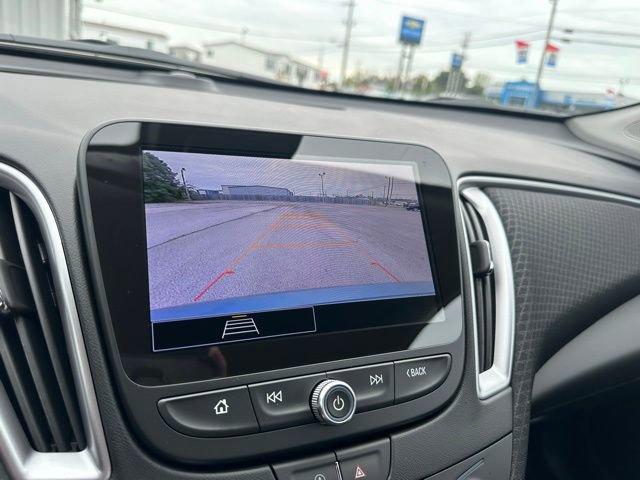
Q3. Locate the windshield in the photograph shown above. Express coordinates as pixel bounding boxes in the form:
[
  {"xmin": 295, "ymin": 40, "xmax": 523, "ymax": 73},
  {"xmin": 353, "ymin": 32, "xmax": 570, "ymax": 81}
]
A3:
[{"xmin": 3, "ymin": 0, "xmax": 639, "ymax": 115}]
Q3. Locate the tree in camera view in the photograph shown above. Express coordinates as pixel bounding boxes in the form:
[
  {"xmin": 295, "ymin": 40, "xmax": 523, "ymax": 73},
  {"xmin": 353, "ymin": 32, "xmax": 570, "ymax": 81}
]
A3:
[{"xmin": 143, "ymin": 152, "xmax": 187, "ymax": 202}]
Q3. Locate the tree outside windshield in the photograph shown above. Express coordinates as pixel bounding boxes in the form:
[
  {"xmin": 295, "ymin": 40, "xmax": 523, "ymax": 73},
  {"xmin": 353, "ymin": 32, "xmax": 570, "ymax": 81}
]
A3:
[{"xmin": 2, "ymin": 0, "xmax": 639, "ymax": 114}]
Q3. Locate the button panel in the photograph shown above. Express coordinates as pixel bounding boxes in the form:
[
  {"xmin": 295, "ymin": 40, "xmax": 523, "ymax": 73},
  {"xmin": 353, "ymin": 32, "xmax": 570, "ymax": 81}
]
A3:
[
  {"xmin": 329, "ymin": 363, "xmax": 394, "ymax": 412},
  {"xmin": 158, "ymin": 354, "xmax": 451, "ymax": 437}
]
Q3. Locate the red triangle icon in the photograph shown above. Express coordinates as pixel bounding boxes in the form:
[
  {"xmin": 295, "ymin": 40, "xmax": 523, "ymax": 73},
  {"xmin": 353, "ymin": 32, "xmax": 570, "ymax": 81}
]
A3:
[{"xmin": 354, "ymin": 464, "xmax": 367, "ymax": 478}]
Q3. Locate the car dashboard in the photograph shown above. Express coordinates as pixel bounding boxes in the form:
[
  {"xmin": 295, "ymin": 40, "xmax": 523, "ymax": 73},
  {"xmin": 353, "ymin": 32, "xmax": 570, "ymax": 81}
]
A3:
[{"xmin": 0, "ymin": 60, "xmax": 639, "ymax": 480}]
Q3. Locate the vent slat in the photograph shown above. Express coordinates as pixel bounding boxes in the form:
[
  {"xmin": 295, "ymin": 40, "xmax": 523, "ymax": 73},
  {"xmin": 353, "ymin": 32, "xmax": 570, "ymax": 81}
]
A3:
[
  {"xmin": 0, "ymin": 323, "xmax": 51, "ymax": 451},
  {"xmin": 14, "ymin": 315, "xmax": 71, "ymax": 451},
  {"xmin": 462, "ymin": 198, "xmax": 496, "ymax": 373},
  {"xmin": 10, "ymin": 194, "xmax": 86, "ymax": 451},
  {"xmin": 480, "ymin": 274, "xmax": 495, "ymax": 370}
]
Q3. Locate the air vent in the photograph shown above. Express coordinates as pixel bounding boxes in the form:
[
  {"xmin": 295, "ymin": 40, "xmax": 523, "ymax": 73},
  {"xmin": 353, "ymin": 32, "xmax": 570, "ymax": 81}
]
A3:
[
  {"xmin": 460, "ymin": 185, "xmax": 515, "ymax": 399},
  {"xmin": 0, "ymin": 164, "xmax": 109, "ymax": 479},
  {"xmin": 0, "ymin": 192, "xmax": 85, "ymax": 453},
  {"xmin": 461, "ymin": 198, "xmax": 496, "ymax": 374}
]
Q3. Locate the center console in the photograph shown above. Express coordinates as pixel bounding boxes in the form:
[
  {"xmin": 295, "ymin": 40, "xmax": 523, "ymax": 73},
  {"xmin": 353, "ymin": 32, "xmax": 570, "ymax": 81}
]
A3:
[{"xmin": 78, "ymin": 121, "xmax": 464, "ymax": 465}]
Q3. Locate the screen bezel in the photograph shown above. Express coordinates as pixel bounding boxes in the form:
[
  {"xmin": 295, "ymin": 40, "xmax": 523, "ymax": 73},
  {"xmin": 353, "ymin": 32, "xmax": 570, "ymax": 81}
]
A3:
[{"xmin": 80, "ymin": 122, "xmax": 461, "ymax": 386}]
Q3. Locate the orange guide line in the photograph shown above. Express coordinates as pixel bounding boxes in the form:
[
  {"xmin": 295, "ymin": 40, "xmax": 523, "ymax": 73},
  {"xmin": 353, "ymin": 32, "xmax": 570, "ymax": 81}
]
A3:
[
  {"xmin": 371, "ymin": 261, "xmax": 401, "ymax": 282},
  {"xmin": 193, "ymin": 270, "xmax": 235, "ymax": 301}
]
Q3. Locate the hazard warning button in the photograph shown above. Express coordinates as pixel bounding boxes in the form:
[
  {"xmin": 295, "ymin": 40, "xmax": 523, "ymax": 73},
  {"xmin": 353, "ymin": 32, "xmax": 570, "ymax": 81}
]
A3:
[{"xmin": 337, "ymin": 438, "xmax": 390, "ymax": 480}]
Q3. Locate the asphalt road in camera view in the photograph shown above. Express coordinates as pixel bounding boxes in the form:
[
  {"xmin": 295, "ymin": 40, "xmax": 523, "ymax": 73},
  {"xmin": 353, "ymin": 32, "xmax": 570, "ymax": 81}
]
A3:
[{"xmin": 146, "ymin": 201, "xmax": 432, "ymax": 311}]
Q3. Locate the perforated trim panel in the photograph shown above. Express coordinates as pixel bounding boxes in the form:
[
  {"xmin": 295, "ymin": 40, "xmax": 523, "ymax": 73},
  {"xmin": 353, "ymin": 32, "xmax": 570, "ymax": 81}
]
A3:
[{"xmin": 483, "ymin": 187, "xmax": 640, "ymax": 480}]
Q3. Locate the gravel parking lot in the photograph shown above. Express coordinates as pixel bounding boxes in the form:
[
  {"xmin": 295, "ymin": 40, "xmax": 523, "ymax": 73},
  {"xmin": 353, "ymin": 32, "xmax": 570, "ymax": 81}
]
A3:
[{"xmin": 146, "ymin": 200, "xmax": 432, "ymax": 310}]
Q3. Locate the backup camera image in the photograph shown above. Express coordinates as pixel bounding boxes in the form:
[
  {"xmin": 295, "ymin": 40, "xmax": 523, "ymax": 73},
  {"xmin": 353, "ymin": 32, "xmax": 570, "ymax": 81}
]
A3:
[{"xmin": 144, "ymin": 150, "xmax": 435, "ymax": 326}]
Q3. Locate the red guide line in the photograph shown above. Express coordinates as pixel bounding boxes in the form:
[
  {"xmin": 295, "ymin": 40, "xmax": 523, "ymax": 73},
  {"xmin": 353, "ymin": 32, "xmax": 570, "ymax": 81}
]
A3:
[
  {"xmin": 371, "ymin": 262, "xmax": 400, "ymax": 282},
  {"xmin": 193, "ymin": 270, "xmax": 235, "ymax": 301}
]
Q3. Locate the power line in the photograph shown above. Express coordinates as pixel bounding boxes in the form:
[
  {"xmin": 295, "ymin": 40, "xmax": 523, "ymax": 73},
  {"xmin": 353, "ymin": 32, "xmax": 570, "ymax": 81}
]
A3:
[
  {"xmin": 348, "ymin": 30, "xmax": 546, "ymax": 55},
  {"xmin": 557, "ymin": 10, "xmax": 640, "ymax": 29},
  {"xmin": 555, "ymin": 37, "xmax": 640, "ymax": 49},
  {"xmin": 84, "ymin": 3, "xmax": 337, "ymax": 44},
  {"xmin": 84, "ymin": 2, "xmax": 390, "ymax": 44},
  {"xmin": 370, "ymin": 0, "xmax": 549, "ymax": 29},
  {"xmin": 559, "ymin": 27, "xmax": 640, "ymax": 39}
]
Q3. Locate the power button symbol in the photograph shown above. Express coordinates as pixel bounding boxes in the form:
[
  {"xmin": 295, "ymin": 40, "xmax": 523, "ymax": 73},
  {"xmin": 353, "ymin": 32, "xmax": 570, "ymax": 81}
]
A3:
[
  {"xmin": 327, "ymin": 388, "xmax": 353, "ymax": 420},
  {"xmin": 332, "ymin": 395, "xmax": 345, "ymax": 412},
  {"xmin": 311, "ymin": 379, "xmax": 357, "ymax": 425}
]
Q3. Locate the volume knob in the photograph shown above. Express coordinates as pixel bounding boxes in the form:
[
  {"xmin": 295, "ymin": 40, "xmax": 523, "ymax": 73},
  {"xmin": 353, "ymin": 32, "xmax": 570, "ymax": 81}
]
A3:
[{"xmin": 310, "ymin": 379, "xmax": 356, "ymax": 425}]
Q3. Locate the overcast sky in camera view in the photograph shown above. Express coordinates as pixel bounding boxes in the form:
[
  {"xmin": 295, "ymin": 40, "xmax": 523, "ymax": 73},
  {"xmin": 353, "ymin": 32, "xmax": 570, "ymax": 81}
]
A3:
[
  {"xmin": 149, "ymin": 150, "xmax": 420, "ymax": 199},
  {"xmin": 83, "ymin": 0, "xmax": 640, "ymax": 97}
]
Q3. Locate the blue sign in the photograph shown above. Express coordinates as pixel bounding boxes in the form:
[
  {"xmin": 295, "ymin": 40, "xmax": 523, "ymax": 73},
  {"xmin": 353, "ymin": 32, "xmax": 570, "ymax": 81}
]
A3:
[
  {"xmin": 499, "ymin": 80, "xmax": 541, "ymax": 108},
  {"xmin": 546, "ymin": 52, "xmax": 557, "ymax": 67},
  {"xmin": 451, "ymin": 53, "xmax": 463, "ymax": 70},
  {"xmin": 516, "ymin": 49, "xmax": 528, "ymax": 64},
  {"xmin": 399, "ymin": 16, "xmax": 425, "ymax": 45}
]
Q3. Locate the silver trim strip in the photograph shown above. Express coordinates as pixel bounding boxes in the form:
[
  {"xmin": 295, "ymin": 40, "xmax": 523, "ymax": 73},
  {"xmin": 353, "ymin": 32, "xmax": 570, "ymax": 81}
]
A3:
[
  {"xmin": 458, "ymin": 175, "xmax": 640, "ymax": 400},
  {"xmin": 0, "ymin": 164, "xmax": 110, "ymax": 480},
  {"xmin": 459, "ymin": 187, "xmax": 515, "ymax": 399}
]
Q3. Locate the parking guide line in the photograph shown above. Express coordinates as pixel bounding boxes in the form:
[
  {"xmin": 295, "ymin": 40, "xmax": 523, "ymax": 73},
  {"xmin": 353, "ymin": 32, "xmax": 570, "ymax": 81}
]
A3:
[
  {"xmin": 370, "ymin": 261, "xmax": 401, "ymax": 282},
  {"xmin": 193, "ymin": 206, "xmax": 293, "ymax": 301},
  {"xmin": 191, "ymin": 204, "xmax": 403, "ymax": 302},
  {"xmin": 193, "ymin": 269, "xmax": 235, "ymax": 301}
]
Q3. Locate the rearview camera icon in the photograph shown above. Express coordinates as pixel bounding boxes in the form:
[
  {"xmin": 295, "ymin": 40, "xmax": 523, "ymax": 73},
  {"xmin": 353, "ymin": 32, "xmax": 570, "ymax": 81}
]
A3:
[{"xmin": 222, "ymin": 317, "xmax": 259, "ymax": 338}]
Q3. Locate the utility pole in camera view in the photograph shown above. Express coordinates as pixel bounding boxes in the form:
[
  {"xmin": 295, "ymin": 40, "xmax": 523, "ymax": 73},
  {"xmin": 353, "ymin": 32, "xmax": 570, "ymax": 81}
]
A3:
[
  {"xmin": 318, "ymin": 172, "xmax": 326, "ymax": 202},
  {"xmin": 180, "ymin": 167, "xmax": 191, "ymax": 201}
]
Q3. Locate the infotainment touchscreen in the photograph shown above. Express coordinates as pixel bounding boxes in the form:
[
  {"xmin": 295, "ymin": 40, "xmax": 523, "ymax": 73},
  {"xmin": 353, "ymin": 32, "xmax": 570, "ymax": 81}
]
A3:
[
  {"xmin": 82, "ymin": 123, "xmax": 461, "ymax": 383},
  {"xmin": 144, "ymin": 150, "xmax": 436, "ymax": 351}
]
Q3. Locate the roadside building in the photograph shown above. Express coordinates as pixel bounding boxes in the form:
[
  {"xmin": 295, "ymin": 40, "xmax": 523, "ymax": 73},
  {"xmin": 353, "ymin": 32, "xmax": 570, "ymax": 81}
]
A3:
[
  {"xmin": 1, "ymin": 0, "xmax": 81, "ymax": 40},
  {"xmin": 196, "ymin": 189, "xmax": 220, "ymax": 200},
  {"xmin": 201, "ymin": 41, "xmax": 325, "ymax": 88},
  {"xmin": 169, "ymin": 45, "xmax": 202, "ymax": 63},
  {"xmin": 487, "ymin": 80, "xmax": 635, "ymax": 113},
  {"xmin": 82, "ymin": 20, "xmax": 169, "ymax": 52},
  {"xmin": 221, "ymin": 185, "xmax": 293, "ymax": 197}
]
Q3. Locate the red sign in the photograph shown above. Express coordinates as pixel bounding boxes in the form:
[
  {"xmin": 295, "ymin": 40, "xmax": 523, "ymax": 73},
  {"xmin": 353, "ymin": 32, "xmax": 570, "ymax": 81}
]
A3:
[
  {"xmin": 545, "ymin": 42, "xmax": 560, "ymax": 53},
  {"xmin": 545, "ymin": 42, "xmax": 560, "ymax": 67},
  {"xmin": 515, "ymin": 39, "xmax": 530, "ymax": 64}
]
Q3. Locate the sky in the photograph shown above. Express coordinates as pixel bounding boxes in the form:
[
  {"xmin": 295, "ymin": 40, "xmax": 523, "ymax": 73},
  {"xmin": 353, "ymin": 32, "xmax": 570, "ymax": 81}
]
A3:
[
  {"xmin": 150, "ymin": 150, "xmax": 420, "ymax": 200},
  {"xmin": 83, "ymin": 0, "xmax": 640, "ymax": 98}
]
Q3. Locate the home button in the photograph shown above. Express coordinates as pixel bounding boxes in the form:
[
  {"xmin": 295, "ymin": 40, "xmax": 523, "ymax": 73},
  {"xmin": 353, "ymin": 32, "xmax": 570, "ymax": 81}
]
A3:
[{"xmin": 158, "ymin": 386, "xmax": 259, "ymax": 437}]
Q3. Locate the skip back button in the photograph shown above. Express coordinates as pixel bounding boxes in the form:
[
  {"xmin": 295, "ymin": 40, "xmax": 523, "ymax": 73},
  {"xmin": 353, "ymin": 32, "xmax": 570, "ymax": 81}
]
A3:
[{"xmin": 394, "ymin": 355, "xmax": 451, "ymax": 403}]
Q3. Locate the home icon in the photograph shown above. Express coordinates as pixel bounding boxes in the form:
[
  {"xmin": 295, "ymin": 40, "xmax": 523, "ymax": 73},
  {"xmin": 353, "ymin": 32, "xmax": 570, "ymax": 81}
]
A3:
[{"xmin": 213, "ymin": 399, "xmax": 229, "ymax": 415}]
